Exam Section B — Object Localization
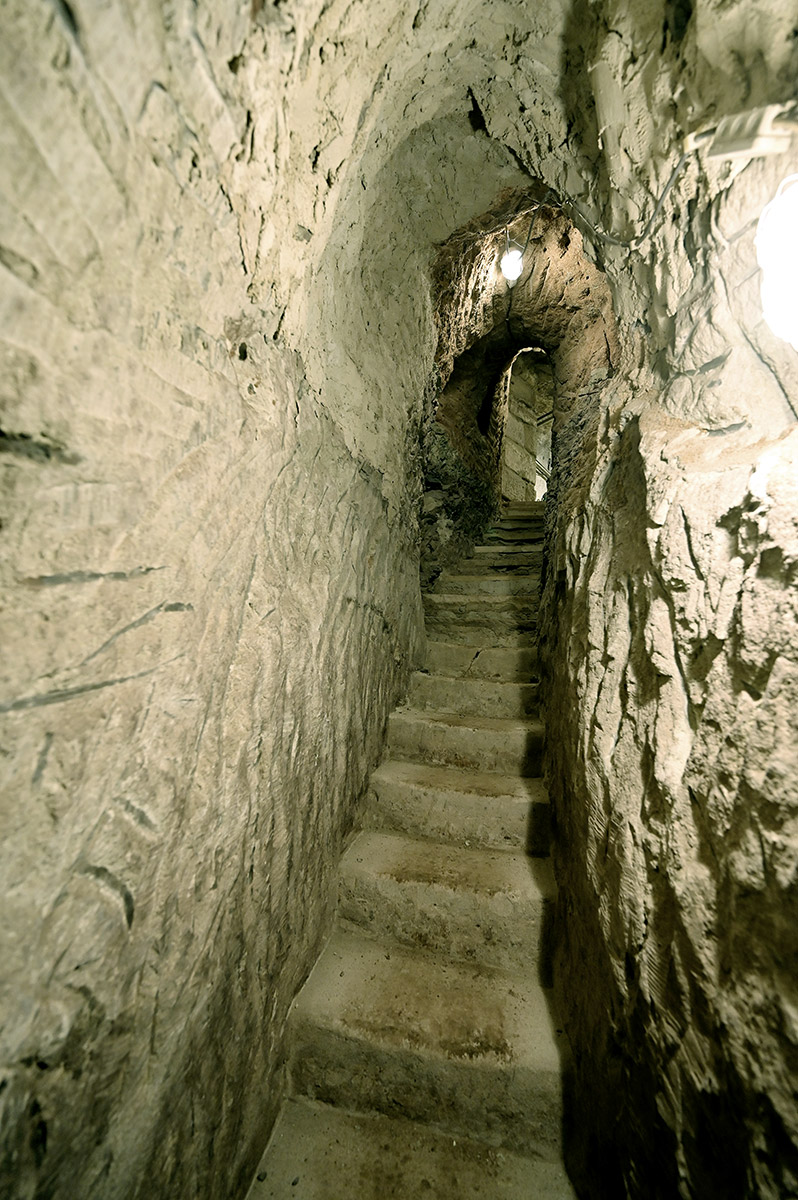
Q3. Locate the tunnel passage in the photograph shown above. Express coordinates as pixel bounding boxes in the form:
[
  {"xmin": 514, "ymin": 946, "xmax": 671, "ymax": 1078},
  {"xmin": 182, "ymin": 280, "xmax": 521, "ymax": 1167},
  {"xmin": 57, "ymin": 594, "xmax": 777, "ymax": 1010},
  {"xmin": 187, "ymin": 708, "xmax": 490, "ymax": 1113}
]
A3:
[
  {"xmin": 4, "ymin": 0, "xmax": 798, "ymax": 1196},
  {"xmin": 420, "ymin": 184, "xmax": 620, "ymax": 585}
]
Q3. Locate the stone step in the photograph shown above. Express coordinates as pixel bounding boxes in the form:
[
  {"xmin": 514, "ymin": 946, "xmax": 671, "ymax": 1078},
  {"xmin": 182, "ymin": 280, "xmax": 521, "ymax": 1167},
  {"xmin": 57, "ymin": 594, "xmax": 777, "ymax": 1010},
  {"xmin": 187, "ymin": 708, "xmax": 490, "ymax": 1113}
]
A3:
[
  {"xmin": 248, "ymin": 1097, "xmax": 577, "ymax": 1200},
  {"xmin": 431, "ymin": 571, "xmax": 540, "ymax": 596},
  {"xmin": 457, "ymin": 548, "xmax": 542, "ymax": 574},
  {"xmin": 386, "ymin": 710, "xmax": 544, "ymax": 776},
  {"xmin": 287, "ymin": 929, "xmax": 566, "ymax": 1156},
  {"xmin": 489, "ymin": 514, "xmax": 544, "ymax": 529},
  {"xmin": 481, "ymin": 541, "xmax": 541, "ymax": 556},
  {"xmin": 337, "ymin": 830, "xmax": 555, "ymax": 972},
  {"xmin": 483, "ymin": 526, "xmax": 543, "ymax": 544},
  {"xmin": 425, "ymin": 641, "xmax": 538, "ymax": 681},
  {"xmin": 368, "ymin": 759, "xmax": 551, "ymax": 854},
  {"xmin": 423, "ymin": 595, "xmax": 537, "ymax": 645},
  {"xmin": 501, "ymin": 501, "xmax": 545, "ymax": 518},
  {"xmin": 408, "ymin": 671, "xmax": 539, "ymax": 717}
]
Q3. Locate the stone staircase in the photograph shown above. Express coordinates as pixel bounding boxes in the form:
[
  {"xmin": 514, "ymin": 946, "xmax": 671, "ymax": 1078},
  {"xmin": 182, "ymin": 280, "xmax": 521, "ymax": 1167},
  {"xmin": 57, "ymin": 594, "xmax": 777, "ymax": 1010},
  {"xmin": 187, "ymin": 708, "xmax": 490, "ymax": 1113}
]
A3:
[{"xmin": 248, "ymin": 501, "xmax": 575, "ymax": 1199}]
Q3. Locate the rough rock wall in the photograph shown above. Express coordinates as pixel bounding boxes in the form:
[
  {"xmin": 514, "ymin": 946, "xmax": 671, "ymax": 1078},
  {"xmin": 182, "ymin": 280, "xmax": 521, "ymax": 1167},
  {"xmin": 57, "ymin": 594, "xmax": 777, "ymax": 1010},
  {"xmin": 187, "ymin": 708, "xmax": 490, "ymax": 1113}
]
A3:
[
  {"xmin": 308, "ymin": 124, "xmax": 529, "ymax": 591},
  {"xmin": 523, "ymin": 4, "xmax": 798, "ymax": 1197},
  {"xmin": 0, "ymin": 2, "xmax": 558, "ymax": 1198},
  {"xmin": 546, "ymin": 396, "xmax": 798, "ymax": 1200},
  {"xmin": 0, "ymin": 3, "xmax": 435, "ymax": 1196}
]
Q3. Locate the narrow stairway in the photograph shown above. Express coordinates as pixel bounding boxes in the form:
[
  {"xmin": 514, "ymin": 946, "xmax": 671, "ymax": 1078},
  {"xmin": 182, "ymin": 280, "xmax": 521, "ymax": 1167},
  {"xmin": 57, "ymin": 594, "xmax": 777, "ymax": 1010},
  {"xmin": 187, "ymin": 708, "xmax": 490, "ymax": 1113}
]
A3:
[{"xmin": 248, "ymin": 500, "xmax": 575, "ymax": 1199}]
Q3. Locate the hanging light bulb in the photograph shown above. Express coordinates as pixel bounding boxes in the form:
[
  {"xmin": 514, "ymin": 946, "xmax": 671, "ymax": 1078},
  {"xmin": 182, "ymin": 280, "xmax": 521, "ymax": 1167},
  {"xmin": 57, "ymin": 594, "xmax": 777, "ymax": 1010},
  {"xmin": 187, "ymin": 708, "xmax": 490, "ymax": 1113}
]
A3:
[
  {"xmin": 755, "ymin": 174, "xmax": 798, "ymax": 350},
  {"xmin": 500, "ymin": 247, "xmax": 524, "ymax": 282},
  {"xmin": 500, "ymin": 228, "xmax": 524, "ymax": 284}
]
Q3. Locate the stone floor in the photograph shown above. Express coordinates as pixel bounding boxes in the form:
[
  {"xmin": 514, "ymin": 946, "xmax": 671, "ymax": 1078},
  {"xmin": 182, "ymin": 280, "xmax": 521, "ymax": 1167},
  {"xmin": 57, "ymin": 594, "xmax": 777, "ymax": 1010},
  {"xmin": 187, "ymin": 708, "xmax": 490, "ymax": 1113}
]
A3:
[{"xmin": 247, "ymin": 502, "xmax": 575, "ymax": 1199}]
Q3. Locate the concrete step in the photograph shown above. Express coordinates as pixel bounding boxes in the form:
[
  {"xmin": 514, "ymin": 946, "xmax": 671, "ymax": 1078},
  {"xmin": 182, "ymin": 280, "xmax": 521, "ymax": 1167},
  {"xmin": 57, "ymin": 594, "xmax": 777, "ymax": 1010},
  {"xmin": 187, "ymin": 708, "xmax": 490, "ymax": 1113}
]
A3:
[
  {"xmin": 287, "ymin": 929, "xmax": 566, "ymax": 1156},
  {"xmin": 457, "ymin": 547, "xmax": 542, "ymax": 574},
  {"xmin": 431, "ymin": 571, "xmax": 540, "ymax": 596},
  {"xmin": 408, "ymin": 671, "xmax": 539, "ymax": 717},
  {"xmin": 368, "ymin": 759, "xmax": 551, "ymax": 854},
  {"xmin": 337, "ymin": 830, "xmax": 555, "ymax": 972},
  {"xmin": 386, "ymin": 710, "xmax": 544, "ymax": 775},
  {"xmin": 423, "ymin": 595, "xmax": 537, "ymax": 644},
  {"xmin": 248, "ymin": 1097, "xmax": 577, "ymax": 1199},
  {"xmin": 425, "ymin": 641, "xmax": 538, "ymax": 681}
]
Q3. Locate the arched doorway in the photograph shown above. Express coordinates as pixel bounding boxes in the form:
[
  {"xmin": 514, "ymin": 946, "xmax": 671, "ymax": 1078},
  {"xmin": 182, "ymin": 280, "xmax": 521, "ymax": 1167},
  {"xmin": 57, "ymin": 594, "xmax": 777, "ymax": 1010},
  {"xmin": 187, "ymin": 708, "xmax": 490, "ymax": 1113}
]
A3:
[{"xmin": 500, "ymin": 348, "xmax": 554, "ymax": 503}]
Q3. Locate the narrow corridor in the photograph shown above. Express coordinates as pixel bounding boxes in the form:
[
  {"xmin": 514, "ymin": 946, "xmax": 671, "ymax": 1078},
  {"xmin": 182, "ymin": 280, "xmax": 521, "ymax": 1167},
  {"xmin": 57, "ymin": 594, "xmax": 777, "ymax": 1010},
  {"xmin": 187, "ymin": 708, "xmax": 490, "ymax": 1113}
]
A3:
[
  {"xmin": 250, "ymin": 502, "xmax": 574, "ymax": 1198},
  {"xmin": 3, "ymin": 5, "xmax": 796, "ymax": 1197}
]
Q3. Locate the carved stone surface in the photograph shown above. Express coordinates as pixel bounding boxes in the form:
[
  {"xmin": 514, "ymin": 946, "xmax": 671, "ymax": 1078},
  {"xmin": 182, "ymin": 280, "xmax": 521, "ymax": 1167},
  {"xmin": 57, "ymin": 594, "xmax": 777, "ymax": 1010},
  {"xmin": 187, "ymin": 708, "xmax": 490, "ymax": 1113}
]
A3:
[
  {"xmin": 2, "ymin": 0, "xmax": 797, "ymax": 1197},
  {"xmin": 544, "ymin": 406, "xmax": 798, "ymax": 1199}
]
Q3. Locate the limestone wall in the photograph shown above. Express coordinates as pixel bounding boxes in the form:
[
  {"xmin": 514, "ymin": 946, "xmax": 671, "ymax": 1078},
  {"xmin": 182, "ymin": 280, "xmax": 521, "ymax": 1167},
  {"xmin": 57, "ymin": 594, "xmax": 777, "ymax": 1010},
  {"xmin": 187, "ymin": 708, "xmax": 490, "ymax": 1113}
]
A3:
[
  {"xmin": 0, "ymin": 3, "xmax": 546, "ymax": 1197},
  {"xmin": 545, "ymin": 399, "xmax": 798, "ymax": 1198},
  {"xmin": 524, "ymin": 4, "xmax": 798, "ymax": 1196},
  {"xmin": 0, "ymin": 3, "xmax": 430, "ymax": 1196}
]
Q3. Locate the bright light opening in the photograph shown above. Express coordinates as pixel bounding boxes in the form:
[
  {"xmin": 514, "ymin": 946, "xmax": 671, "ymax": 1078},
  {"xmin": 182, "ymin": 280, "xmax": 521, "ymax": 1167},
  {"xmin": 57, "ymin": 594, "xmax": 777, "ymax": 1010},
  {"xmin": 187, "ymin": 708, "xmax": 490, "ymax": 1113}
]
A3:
[
  {"xmin": 500, "ymin": 248, "xmax": 523, "ymax": 282},
  {"xmin": 756, "ymin": 174, "xmax": 798, "ymax": 351}
]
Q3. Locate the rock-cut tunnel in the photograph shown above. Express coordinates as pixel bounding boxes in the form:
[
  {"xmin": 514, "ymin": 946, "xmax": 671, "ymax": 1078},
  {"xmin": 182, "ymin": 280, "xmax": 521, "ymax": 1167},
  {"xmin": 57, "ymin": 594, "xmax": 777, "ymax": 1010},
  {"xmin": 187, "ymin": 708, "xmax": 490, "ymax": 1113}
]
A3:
[{"xmin": 1, "ymin": 2, "xmax": 797, "ymax": 1199}]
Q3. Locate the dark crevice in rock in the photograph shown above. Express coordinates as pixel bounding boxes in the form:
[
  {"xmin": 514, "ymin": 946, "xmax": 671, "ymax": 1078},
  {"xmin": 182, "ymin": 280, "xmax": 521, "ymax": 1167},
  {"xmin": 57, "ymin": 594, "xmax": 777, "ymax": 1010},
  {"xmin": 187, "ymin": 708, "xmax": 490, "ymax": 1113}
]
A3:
[
  {"xmin": 663, "ymin": 0, "xmax": 693, "ymax": 47},
  {"xmin": 0, "ymin": 430, "xmax": 79, "ymax": 465},
  {"xmin": 466, "ymin": 88, "xmax": 488, "ymax": 134},
  {"xmin": 52, "ymin": 0, "xmax": 81, "ymax": 44}
]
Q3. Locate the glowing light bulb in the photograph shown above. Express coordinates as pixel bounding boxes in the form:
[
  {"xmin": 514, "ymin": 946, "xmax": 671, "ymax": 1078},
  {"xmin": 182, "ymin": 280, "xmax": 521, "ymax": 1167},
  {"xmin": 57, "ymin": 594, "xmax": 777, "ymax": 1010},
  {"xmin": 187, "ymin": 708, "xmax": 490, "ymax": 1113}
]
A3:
[
  {"xmin": 755, "ymin": 174, "xmax": 798, "ymax": 350},
  {"xmin": 500, "ymin": 248, "xmax": 523, "ymax": 282}
]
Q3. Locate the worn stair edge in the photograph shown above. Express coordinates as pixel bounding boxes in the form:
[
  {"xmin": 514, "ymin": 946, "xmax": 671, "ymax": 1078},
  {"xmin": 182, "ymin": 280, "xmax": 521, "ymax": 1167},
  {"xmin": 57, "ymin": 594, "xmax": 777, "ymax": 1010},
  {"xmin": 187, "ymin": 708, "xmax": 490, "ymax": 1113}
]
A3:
[
  {"xmin": 471, "ymin": 542, "xmax": 543, "ymax": 555},
  {"xmin": 368, "ymin": 759, "xmax": 551, "ymax": 854},
  {"xmin": 287, "ymin": 930, "xmax": 566, "ymax": 1157},
  {"xmin": 455, "ymin": 552, "xmax": 543, "ymax": 575},
  {"xmin": 247, "ymin": 1097, "xmax": 577, "ymax": 1200},
  {"xmin": 431, "ymin": 571, "xmax": 541, "ymax": 596},
  {"xmin": 408, "ymin": 672, "xmax": 540, "ymax": 718},
  {"xmin": 488, "ymin": 511, "xmax": 544, "ymax": 521},
  {"xmin": 424, "ymin": 642, "xmax": 539, "ymax": 681},
  {"xmin": 386, "ymin": 710, "xmax": 544, "ymax": 775},
  {"xmin": 423, "ymin": 594, "xmax": 539, "ymax": 616},
  {"xmin": 493, "ymin": 510, "xmax": 544, "ymax": 519},
  {"xmin": 337, "ymin": 830, "xmax": 555, "ymax": 973},
  {"xmin": 422, "ymin": 627, "xmax": 538, "ymax": 650},
  {"xmin": 423, "ymin": 596, "xmax": 538, "ymax": 646},
  {"xmin": 483, "ymin": 532, "xmax": 544, "ymax": 546},
  {"xmin": 490, "ymin": 523, "xmax": 544, "ymax": 533}
]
